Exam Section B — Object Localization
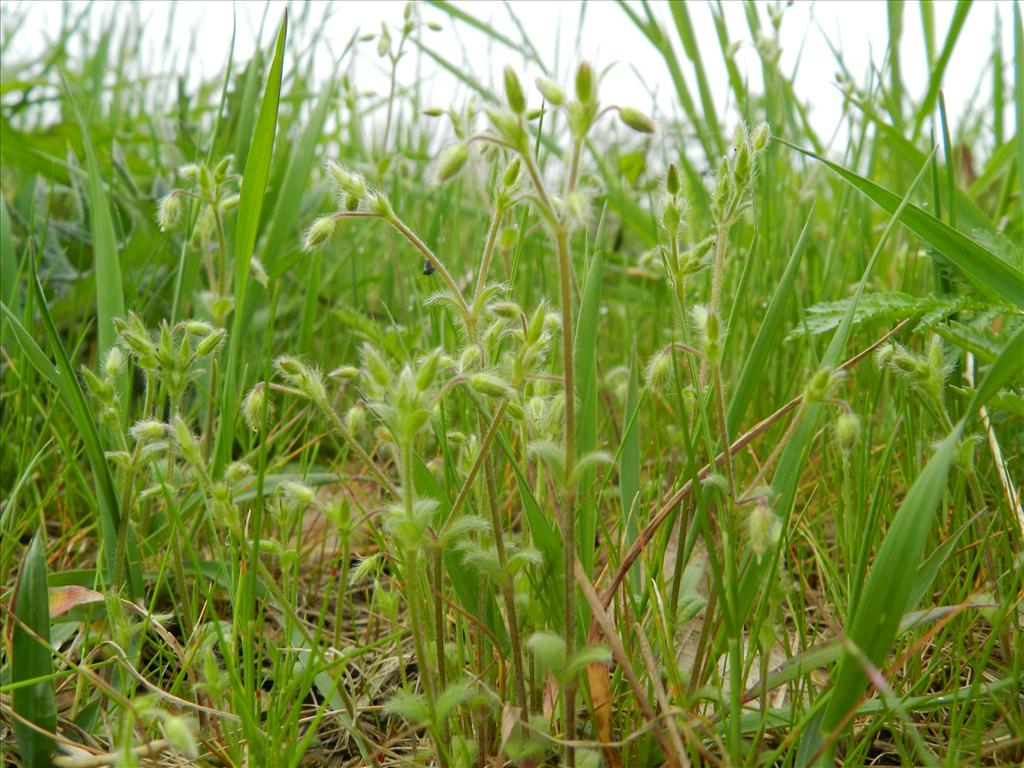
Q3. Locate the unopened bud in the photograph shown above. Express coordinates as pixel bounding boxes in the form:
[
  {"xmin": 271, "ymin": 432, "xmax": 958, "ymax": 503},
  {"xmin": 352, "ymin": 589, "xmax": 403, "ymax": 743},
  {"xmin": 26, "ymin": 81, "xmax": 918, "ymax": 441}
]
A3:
[
  {"xmin": 469, "ymin": 372, "xmax": 512, "ymax": 398},
  {"xmin": 619, "ymin": 106, "xmax": 656, "ymax": 134},
  {"xmin": 535, "ymin": 77, "xmax": 565, "ymax": 105},
  {"xmin": 666, "ymin": 163, "xmax": 680, "ymax": 196},
  {"xmin": 504, "ymin": 66, "xmax": 526, "ymax": 114},
  {"xmin": 575, "ymin": 61, "xmax": 594, "ymax": 105},
  {"xmin": 157, "ymin": 192, "xmax": 184, "ymax": 232},
  {"xmin": 242, "ymin": 383, "xmax": 270, "ymax": 432},
  {"xmin": 834, "ymin": 412, "xmax": 860, "ymax": 453},
  {"xmin": 437, "ymin": 143, "xmax": 470, "ymax": 183},
  {"xmin": 130, "ymin": 420, "xmax": 166, "ymax": 444},
  {"xmin": 196, "ymin": 328, "xmax": 226, "ymax": 357},
  {"xmin": 303, "ymin": 215, "xmax": 337, "ymax": 251}
]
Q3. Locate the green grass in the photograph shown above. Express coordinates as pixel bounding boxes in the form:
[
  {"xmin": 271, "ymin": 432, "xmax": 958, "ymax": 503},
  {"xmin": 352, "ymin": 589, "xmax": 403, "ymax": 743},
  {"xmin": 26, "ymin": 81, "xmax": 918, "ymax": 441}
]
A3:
[{"xmin": 1, "ymin": 2, "xmax": 1022, "ymax": 766}]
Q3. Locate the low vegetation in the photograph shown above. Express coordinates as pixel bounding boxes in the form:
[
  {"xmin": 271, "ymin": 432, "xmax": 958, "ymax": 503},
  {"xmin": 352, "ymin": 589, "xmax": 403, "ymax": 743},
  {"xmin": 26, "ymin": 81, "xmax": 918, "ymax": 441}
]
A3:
[{"xmin": 1, "ymin": 2, "xmax": 1022, "ymax": 766}]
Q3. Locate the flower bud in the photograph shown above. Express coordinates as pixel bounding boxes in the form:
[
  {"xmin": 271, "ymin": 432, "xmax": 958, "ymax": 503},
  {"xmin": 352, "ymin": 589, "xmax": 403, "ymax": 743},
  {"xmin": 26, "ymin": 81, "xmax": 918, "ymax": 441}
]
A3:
[
  {"xmin": 644, "ymin": 347, "xmax": 674, "ymax": 393},
  {"xmin": 751, "ymin": 122, "xmax": 771, "ymax": 152},
  {"xmin": 368, "ymin": 192, "xmax": 394, "ymax": 219},
  {"xmin": 619, "ymin": 106, "xmax": 656, "ymax": 134},
  {"xmin": 130, "ymin": 420, "xmax": 166, "ymax": 444},
  {"xmin": 502, "ymin": 157, "xmax": 521, "ymax": 188},
  {"xmin": 242, "ymin": 383, "xmax": 270, "ymax": 432},
  {"xmin": 748, "ymin": 500, "xmax": 781, "ymax": 558},
  {"xmin": 172, "ymin": 416, "xmax": 202, "ymax": 466},
  {"xmin": 666, "ymin": 163, "xmax": 680, "ymax": 196},
  {"xmin": 225, "ymin": 461, "xmax": 253, "ymax": 485},
  {"xmin": 346, "ymin": 404, "xmax": 366, "ymax": 434},
  {"xmin": 196, "ymin": 328, "xmax": 227, "ymax": 357},
  {"xmin": 834, "ymin": 412, "xmax": 860, "ymax": 453},
  {"xmin": 103, "ymin": 347, "xmax": 126, "ymax": 380},
  {"xmin": 436, "ymin": 143, "xmax": 470, "ymax": 183},
  {"xmin": 303, "ymin": 215, "xmax": 337, "ymax": 251},
  {"xmin": 157, "ymin": 192, "xmax": 184, "ymax": 232},
  {"xmin": 535, "ymin": 77, "xmax": 565, "ymax": 105},
  {"xmin": 469, "ymin": 372, "xmax": 512, "ymax": 399},
  {"xmin": 282, "ymin": 481, "xmax": 316, "ymax": 507},
  {"xmin": 575, "ymin": 61, "xmax": 594, "ymax": 105},
  {"xmin": 503, "ymin": 66, "xmax": 526, "ymax": 114},
  {"xmin": 329, "ymin": 365, "xmax": 360, "ymax": 380},
  {"xmin": 416, "ymin": 349, "xmax": 442, "ymax": 391}
]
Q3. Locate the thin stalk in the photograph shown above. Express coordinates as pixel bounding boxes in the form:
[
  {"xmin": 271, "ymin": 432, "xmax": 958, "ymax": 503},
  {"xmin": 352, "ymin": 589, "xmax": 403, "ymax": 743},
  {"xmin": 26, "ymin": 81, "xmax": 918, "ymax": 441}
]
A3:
[
  {"xmin": 481, "ymin": 426, "xmax": 529, "ymax": 716},
  {"xmin": 554, "ymin": 223, "xmax": 577, "ymax": 762},
  {"xmin": 315, "ymin": 397, "xmax": 398, "ymax": 497}
]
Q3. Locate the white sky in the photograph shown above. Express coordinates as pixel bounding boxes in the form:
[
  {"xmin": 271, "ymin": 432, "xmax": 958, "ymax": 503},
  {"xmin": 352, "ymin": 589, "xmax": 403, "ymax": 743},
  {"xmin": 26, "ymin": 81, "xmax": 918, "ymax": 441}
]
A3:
[{"xmin": 2, "ymin": 1, "xmax": 1015, "ymax": 148}]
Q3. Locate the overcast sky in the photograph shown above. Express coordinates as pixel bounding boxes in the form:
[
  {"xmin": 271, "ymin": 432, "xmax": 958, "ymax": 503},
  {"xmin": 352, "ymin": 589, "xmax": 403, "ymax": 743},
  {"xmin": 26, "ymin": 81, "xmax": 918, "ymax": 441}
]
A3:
[{"xmin": 4, "ymin": 1, "xmax": 1015, "ymax": 149}]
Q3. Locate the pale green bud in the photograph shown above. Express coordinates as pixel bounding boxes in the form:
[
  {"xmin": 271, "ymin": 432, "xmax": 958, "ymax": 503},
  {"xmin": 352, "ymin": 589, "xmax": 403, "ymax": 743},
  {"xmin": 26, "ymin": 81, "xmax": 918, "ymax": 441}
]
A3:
[
  {"xmin": 157, "ymin": 192, "xmax": 184, "ymax": 232},
  {"xmin": 172, "ymin": 417, "xmax": 202, "ymax": 466},
  {"xmin": 575, "ymin": 61, "xmax": 594, "ymax": 105},
  {"xmin": 329, "ymin": 365, "xmax": 360, "ymax": 380},
  {"xmin": 666, "ymin": 163, "xmax": 680, "ymax": 196},
  {"xmin": 368, "ymin": 192, "xmax": 394, "ymax": 219},
  {"xmin": 225, "ymin": 461, "xmax": 252, "ymax": 485},
  {"xmin": 644, "ymin": 347, "xmax": 674, "ymax": 393},
  {"xmin": 346, "ymin": 404, "xmax": 366, "ymax": 434},
  {"xmin": 619, "ymin": 106, "xmax": 656, "ymax": 134},
  {"xmin": 303, "ymin": 215, "xmax": 337, "ymax": 251},
  {"xmin": 282, "ymin": 481, "xmax": 316, "ymax": 507},
  {"xmin": 196, "ymin": 328, "xmax": 227, "ymax": 357},
  {"xmin": 748, "ymin": 499, "xmax": 781, "ymax": 558},
  {"xmin": 416, "ymin": 349, "xmax": 442, "ymax": 391},
  {"xmin": 502, "ymin": 157, "xmax": 521, "ymax": 188},
  {"xmin": 162, "ymin": 715, "xmax": 198, "ymax": 759},
  {"xmin": 130, "ymin": 420, "xmax": 166, "ymax": 444},
  {"xmin": 751, "ymin": 122, "xmax": 771, "ymax": 152},
  {"xmin": 535, "ymin": 77, "xmax": 565, "ymax": 105},
  {"xmin": 834, "ymin": 412, "xmax": 860, "ymax": 453},
  {"xmin": 470, "ymin": 372, "xmax": 512, "ymax": 399},
  {"xmin": 436, "ymin": 143, "xmax": 470, "ymax": 183},
  {"xmin": 103, "ymin": 347, "xmax": 125, "ymax": 380},
  {"xmin": 242, "ymin": 383, "xmax": 270, "ymax": 432},
  {"xmin": 503, "ymin": 66, "xmax": 526, "ymax": 114}
]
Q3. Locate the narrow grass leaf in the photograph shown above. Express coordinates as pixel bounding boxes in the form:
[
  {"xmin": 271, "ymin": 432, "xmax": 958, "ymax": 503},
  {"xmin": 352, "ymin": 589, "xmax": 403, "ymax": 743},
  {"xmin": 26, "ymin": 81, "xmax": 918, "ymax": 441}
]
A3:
[
  {"xmin": 217, "ymin": 11, "xmax": 288, "ymax": 473},
  {"xmin": 821, "ymin": 325, "xmax": 1024, "ymax": 738},
  {"xmin": 12, "ymin": 529, "xmax": 56, "ymax": 768},
  {"xmin": 784, "ymin": 141, "xmax": 1023, "ymax": 308},
  {"xmin": 574, "ymin": 241, "xmax": 603, "ymax": 577}
]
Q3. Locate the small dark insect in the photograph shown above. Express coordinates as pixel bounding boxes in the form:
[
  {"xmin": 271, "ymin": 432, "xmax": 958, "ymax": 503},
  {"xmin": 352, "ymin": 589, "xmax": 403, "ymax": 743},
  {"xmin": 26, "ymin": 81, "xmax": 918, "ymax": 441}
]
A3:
[{"xmin": 422, "ymin": 259, "xmax": 435, "ymax": 275}]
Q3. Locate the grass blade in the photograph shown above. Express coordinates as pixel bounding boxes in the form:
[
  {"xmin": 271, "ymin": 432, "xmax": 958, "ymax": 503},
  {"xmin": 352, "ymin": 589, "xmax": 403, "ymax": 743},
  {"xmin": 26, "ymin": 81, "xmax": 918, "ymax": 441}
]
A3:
[
  {"xmin": 784, "ymin": 141, "xmax": 1024, "ymax": 308},
  {"xmin": 821, "ymin": 325, "xmax": 1024, "ymax": 745},
  {"xmin": 216, "ymin": 10, "xmax": 288, "ymax": 474},
  {"xmin": 11, "ymin": 529, "xmax": 56, "ymax": 768},
  {"xmin": 64, "ymin": 79, "xmax": 125, "ymax": 369}
]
